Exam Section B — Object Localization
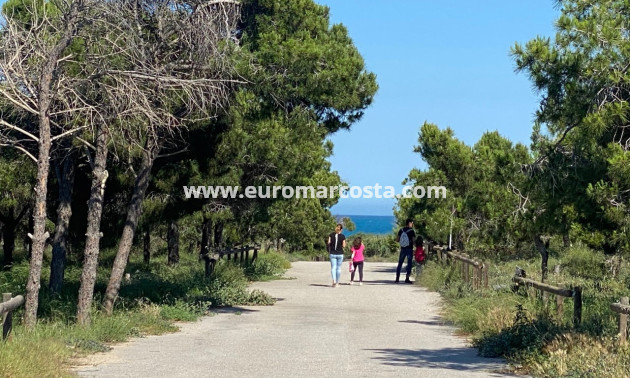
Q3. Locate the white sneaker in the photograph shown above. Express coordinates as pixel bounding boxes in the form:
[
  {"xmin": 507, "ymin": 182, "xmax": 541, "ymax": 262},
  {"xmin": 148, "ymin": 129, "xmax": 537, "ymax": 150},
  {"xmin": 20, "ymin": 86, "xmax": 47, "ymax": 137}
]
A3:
[
  {"xmin": 359, "ymin": 282, "xmax": 363, "ymax": 286},
  {"xmin": 349, "ymin": 281, "xmax": 354, "ymax": 285}
]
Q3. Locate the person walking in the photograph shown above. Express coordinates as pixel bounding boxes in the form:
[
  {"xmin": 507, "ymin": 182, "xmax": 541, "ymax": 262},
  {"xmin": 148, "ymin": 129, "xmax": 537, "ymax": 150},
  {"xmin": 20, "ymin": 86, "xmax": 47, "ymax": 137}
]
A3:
[
  {"xmin": 327, "ymin": 224, "xmax": 346, "ymax": 287},
  {"xmin": 395, "ymin": 218, "xmax": 416, "ymax": 284},
  {"xmin": 349, "ymin": 237, "xmax": 365, "ymax": 285}
]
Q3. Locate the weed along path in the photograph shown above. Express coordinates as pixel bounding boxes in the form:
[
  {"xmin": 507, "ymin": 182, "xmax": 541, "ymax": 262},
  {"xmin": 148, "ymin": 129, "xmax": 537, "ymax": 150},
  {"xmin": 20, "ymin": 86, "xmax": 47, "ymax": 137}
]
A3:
[{"xmin": 76, "ymin": 262, "xmax": 510, "ymax": 377}]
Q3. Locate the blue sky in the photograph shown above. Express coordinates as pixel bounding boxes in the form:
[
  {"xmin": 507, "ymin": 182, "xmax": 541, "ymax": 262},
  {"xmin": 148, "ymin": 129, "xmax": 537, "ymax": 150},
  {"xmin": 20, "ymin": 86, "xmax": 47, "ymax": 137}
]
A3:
[{"xmin": 318, "ymin": 0, "xmax": 560, "ymax": 215}]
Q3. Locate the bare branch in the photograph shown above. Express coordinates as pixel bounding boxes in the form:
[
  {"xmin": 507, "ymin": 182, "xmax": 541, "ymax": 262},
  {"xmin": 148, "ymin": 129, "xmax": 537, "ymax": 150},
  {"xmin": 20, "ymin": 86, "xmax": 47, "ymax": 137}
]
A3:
[
  {"xmin": 0, "ymin": 143, "xmax": 38, "ymax": 163},
  {"xmin": 0, "ymin": 119, "xmax": 39, "ymax": 142}
]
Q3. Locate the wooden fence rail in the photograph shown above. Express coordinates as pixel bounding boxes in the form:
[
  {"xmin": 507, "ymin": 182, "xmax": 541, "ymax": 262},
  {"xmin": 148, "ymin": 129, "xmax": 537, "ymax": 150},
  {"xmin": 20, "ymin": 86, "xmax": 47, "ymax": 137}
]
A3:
[
  {"xmin": 610, "ymin": 297, "xmax": 630, "ymax": 343},
  {"xmin": 512, "ymin": 276, "xmax": 582, "ymax": 328},
  {"xmin": 200, "ymin": 244, "xmax": 260, "ymax": 277},
  {"xmin": 434, "ymin": 246, "xmax": 488, "ymax": 290},
  {"xmin": 1, "ymin": 293, "xmax": 24, "ymax": 340}
]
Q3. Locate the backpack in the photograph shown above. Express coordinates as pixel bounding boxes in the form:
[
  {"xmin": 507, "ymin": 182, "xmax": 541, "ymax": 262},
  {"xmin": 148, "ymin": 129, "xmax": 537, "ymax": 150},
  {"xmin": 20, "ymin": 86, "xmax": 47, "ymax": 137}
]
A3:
[
  {"xmin": 415, "ymin": 247, "xmax": 426, "ymax": 264},
  {"xmin": 399, "ymin": 228, "xmax": 410, "ymax": 248}
]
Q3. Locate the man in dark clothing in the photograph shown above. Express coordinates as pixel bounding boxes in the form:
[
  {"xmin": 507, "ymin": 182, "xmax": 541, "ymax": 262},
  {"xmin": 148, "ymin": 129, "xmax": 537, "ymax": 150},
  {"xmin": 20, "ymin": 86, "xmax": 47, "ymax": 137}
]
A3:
[{"xmin": 395, "ymin": 218, "xmax": 415, "ymax": 283}]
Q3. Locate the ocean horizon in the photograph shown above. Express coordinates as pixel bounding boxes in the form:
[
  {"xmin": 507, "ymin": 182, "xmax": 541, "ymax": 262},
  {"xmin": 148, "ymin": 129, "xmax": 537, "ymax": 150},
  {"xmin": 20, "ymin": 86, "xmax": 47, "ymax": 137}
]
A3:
[{"xmin": 335, "ymin": 214, "xmax": 397, "ymax": 235}]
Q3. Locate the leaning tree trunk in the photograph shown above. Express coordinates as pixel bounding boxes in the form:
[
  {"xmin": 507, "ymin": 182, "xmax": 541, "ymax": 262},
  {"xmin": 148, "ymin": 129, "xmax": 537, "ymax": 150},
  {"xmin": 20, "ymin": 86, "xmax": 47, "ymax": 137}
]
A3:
[
  {"xmin": 167, "ymin": 220, "xmax": 179, "ymax": 266},
  {"xmin": 76, "ymin": 126, "xmax": 109, "ymax": 326},
  {"xmin": 143, "ymin": 227, "xmax": 151, "ymax": 265},
  {"xmin": 103, "ymin": 140, "xmax": 159, "ymax": 315},
  {"xmin": 533, "ymin": 234, "xmax": 549, "ymax": 282},
  {"xmin": 49, "ymin": 153, "xmax": 76, "ymax": 294}
]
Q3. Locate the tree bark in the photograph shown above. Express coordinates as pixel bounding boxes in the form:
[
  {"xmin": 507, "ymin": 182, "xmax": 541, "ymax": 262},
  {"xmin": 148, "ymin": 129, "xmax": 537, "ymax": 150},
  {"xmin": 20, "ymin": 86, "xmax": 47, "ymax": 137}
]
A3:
[
  {"xmin": 103, "ymin": 139, "xmax": 159, "ymax": 315},
  {"xmin": 49, "ymin": 153, "xmax": 76, "ymax": 294},
  {"xmin": 2, "ymin": 214, "xmax": 15, "ymax": 270},
  {"xmin": 76, "ymin": 125, "xmax": 109, "ymax": 326},
  {"xmin": 534, "ymin": 234, "xmax": 549, "ymax": 282},
  {"xmin": 143, "ymin": 227, "xmax": 151, "ymax": 265},
  {"xmin": 200, "ymin": 217, "xmax": 212, "ymax": 256},
  {"xmin": 213, "ymin": 221, "xmax": 223, "ymax": 248},
  {"xmin": 23, "ymin": 0, "xmax": 82, "ymax": 330},
  {"xmin": 167, "ymin": 220, "xmax": 179, "ymax": 265}
]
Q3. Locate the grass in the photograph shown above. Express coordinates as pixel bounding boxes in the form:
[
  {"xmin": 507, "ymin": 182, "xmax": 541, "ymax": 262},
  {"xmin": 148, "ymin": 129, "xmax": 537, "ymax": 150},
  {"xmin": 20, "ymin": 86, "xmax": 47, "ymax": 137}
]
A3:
[
  {"xmin": 0, "ymin": 247, "xmax": 290, "ymax": 378},
  {"xmin": 418, "ymin": 244, "xmax": 630, "ymax": 377}
]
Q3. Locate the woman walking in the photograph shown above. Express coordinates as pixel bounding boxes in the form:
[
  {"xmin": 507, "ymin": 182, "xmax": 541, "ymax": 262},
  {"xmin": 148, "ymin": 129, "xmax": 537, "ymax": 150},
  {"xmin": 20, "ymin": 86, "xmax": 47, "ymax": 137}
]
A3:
[{"xmin": 327, "ymin": 224, "xmax": 346, "ymax": 287}]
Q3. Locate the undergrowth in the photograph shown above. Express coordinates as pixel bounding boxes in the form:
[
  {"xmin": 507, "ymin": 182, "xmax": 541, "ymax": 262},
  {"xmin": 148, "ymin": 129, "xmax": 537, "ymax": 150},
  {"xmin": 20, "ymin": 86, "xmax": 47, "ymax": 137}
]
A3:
[
  {"xmin": 0, "ymin": 248, "xmax": 289, "ymax": 377},
  {"xmin": 419, "ymin": 244, "xmax": 630, "ymax": 377}
]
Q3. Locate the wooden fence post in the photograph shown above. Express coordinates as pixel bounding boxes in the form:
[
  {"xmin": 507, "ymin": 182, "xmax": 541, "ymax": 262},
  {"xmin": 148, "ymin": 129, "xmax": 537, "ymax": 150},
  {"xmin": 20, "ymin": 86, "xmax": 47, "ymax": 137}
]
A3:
[
  {"xmin": 252, "ymin": 247, "xmax": 258, "ymax": 264},
  {"xmin": 475, "ymin": 266, "xmax": 481, "ymax": 290},
  {"xmin": 482, "ymin": 262, "xmax": 488, "ymax": 289},
  {"xmin": 573, "ymin": 286, "xmax": 582, "ymax": 329},
  {"xmin": 463, "ymin": 254, "xmax": 469, "ymax": 285},
  {"xmin": 619, "ymin": 297, "xmax": 629, "ymax": 343}
]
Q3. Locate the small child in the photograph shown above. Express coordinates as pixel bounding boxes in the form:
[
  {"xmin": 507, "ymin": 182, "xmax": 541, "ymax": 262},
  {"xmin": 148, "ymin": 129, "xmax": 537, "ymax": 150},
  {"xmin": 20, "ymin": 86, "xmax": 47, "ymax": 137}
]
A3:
[
  {"xmin": 414, "ymin": 236, "xmax": 426, "ymax": 273},
  {"xmin": 350, "ymin": 237, "xmax": 365, "ymax": 285}
]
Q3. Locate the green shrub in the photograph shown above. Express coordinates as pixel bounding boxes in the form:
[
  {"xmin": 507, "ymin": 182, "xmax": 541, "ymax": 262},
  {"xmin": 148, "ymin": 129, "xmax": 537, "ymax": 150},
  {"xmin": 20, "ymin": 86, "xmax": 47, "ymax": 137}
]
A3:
[
  {"xmin": 561, "ymin": 244, "xmax": 605, "ymax": 279},
  {"xmin": 474, "ymin": 305, "xmax": 561, "ymax": 358},
  {"xmin": 160, "ymin": 300, "xmax": 209, "ymax": 321},
  {"xmin": 245, "ymin": 252, "xmax": 291, "ymax": 280},
  {"xmin": 247, "ymin": 289, "xmax": 276, "ymax": 305}
]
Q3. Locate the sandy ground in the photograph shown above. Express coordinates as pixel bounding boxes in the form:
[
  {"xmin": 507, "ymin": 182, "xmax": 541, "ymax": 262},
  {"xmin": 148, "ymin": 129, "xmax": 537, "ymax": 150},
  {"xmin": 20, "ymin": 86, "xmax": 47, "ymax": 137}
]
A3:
[{"xmin": 75, "ymin": 261, "xmax": 512, "ymax": 377}]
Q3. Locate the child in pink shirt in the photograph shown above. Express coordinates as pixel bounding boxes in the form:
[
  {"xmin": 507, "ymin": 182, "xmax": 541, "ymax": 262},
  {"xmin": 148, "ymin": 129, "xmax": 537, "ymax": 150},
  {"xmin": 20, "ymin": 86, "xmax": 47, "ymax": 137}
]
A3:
[{"xmin": 350, "ymin": 237, "xmax": 365, "ymax": 285}]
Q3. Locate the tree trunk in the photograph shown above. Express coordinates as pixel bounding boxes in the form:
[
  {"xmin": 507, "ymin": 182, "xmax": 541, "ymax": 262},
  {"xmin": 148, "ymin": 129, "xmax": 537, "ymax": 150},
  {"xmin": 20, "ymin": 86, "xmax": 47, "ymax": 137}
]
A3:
[
  {"xmin": 76, "ymin": 125, "xmax": 109, "ymax": 326},
  {"xmin": 563, "ymin": 233, "xmax": 571, "ymax": 248},
  {"xmin": 49, "ymin": 153, "xmax": 76, "ymax": 294},
  {"xmin": 14, "ymin": 0, "xmax": 83, "ymax": 329},
  {"xmin": 213, "ymin": 221, "xmax": 223, "ymax": 248},
  {"xmin": 25, "ymin": 120, "xmax": 52, "ymax": 328},
  {"xmin": 534, "ymin": 234, "xmax": 549, "ymax": 282},
  {"xmin": 2, "ymin": 216, "xmax": 15, "ymax": 270},
  {"xmin": 143, "ymin": 227, "xmax": 151, "ymax": 265},
  {"xmin": 167, "ymin": 220, "xmax": 179, "ymax": 265},
  {"xmin": 23, "ymin": 0, "xmax": 82, "ymax": 328},
  {"xmin": 103, "ymin": 139, "xmax": 159, "ymax": 315},
  {"xmin": 200, "ymin": 217, "xmax": 212, "ymax": 256},
  {"xmin": 25, "ymin": 208, "xmax": 34, "ymax": 260}
]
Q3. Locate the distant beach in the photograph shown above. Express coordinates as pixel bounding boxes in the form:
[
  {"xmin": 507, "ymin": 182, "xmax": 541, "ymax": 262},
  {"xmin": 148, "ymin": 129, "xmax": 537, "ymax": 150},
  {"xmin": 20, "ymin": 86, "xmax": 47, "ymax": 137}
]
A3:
[{"xmin": 336, "ymin": 215, "xmax": 396, "ymax": 235}]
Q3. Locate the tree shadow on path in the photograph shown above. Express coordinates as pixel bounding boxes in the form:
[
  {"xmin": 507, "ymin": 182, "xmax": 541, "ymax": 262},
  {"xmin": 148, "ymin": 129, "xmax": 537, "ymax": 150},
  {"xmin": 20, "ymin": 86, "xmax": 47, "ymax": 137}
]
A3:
[{"xmin": 366, "ymin": 347, "xmax": 509, "ymax": 375}]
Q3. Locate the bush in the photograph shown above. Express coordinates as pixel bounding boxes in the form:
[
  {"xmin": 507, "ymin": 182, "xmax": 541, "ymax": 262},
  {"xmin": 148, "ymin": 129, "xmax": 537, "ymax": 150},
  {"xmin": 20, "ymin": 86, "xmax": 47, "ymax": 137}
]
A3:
[
  {"xmin": 207, "ymin": 262, "xmax": 250, "ymax": 306},
  {"xmin": 474, "ymin": 305, "xmax": 561, "ymax": 358},
  {"xmin": 561, "ymin": 244, "xmax": 606, "ymax": 279},
  {"xmin": 245, "ymin": 252, "xmax": 291, "ymax": 280}
]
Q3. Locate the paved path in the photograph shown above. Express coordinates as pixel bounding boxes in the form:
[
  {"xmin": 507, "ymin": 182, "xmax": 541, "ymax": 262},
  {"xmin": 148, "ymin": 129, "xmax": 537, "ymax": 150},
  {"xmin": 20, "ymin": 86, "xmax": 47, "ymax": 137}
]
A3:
[{"xmin": 77, "ymin": 262, "xmax": 510, "ymax": 377}]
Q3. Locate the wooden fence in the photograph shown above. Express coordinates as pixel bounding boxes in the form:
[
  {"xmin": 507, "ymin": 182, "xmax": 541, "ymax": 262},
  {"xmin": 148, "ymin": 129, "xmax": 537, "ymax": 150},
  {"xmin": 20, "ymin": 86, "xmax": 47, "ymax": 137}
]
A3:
[
  {"xmin": 200, "ymin": 244, "xmax": 260, "ymax": 277},
  {"xmin": 512, "ymin": 276, "xmax": 582, "ymax": 328},
  {"xmin": 611, "ymin": 297, "xmax": 630, "ymax": 343},
  {"xmin": 0, "ymin": 293, "xmax": 24, "ymax": 340},
  {"xmin": 433, "ymin": 246, "xmax": 489, "ymax": 290}
]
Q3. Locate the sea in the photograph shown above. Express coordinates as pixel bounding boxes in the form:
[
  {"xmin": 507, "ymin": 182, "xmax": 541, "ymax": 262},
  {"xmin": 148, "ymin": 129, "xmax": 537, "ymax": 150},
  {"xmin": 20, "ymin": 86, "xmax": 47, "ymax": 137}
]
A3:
[{"xmin": 335, "ymin": 215, "xmax": 397, "ymax": 235}]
